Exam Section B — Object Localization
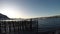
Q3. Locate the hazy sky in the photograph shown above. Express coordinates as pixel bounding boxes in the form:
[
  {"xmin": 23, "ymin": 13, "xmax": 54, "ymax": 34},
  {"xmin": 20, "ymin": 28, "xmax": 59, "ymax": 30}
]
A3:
[{"xmin": 0, "ymin": 0, "xmax": 60, "ymax": 18}]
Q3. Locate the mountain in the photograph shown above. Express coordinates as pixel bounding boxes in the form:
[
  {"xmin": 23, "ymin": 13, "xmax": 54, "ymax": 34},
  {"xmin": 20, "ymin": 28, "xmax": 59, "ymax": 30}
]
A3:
[
  {"xmin": 0, "ymin": 13, "xmax": 9, "ymax": 20},
  {"xmin": 0, "ymin": 13, "xmax": 25, "ymax": 20}
]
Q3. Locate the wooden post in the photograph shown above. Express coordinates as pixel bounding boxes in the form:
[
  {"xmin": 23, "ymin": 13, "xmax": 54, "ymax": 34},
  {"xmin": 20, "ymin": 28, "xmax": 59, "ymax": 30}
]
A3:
[
  {"xmin": 0, "ymin": 22, "xmax": 1, "ymax": 33},
  {"xmin": 30, "ymin": 19, "xmax": 32, "ymax": 31},
  {"xmin": 37, "ymin": 19, "xmax": 38, "ymax": 34}
]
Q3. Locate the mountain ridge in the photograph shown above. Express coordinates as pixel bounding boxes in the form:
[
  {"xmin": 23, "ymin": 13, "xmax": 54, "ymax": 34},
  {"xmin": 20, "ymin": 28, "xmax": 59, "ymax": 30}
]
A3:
[
  {"xmin": 0, "ymin": 13, "xmax": 9, "ymax": 20},
  {"xmin": 0, "ymin": 13, "xmax": 60, "ymax": 20}
]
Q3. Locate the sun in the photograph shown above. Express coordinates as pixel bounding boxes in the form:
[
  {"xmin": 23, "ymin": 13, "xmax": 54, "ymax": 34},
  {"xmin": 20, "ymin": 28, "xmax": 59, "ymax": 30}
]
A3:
[
  {"xmin": 0, "ymin": 2, "xmax": 31, "ymax": 19},
  {"xmin": 0, "ymin": 4, "xmax": 21, "ymax": 18}
]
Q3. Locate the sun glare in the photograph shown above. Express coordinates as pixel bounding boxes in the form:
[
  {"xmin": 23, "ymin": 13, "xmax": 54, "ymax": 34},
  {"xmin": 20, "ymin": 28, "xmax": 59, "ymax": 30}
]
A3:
[
  {"xmin": 0, "ymin": 2, "xmax": 31, "ymax": 18},
  {"xmin": 0, "ymin": 4, "xmax": 21, "ymax": 18}
]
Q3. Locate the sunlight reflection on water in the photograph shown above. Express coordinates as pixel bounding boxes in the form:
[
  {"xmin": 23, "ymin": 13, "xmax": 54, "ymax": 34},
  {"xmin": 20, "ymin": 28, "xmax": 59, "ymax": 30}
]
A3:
[{"xmin": 0, "ymin": 20, "xmax": 24, "ymax": 22}]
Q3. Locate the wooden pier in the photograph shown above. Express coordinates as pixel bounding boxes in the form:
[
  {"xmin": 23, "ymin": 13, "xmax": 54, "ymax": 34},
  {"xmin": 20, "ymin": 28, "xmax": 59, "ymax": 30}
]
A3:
[{"xmin": 0, "ymin": 19, "xmax": 38, "ymax": 34}]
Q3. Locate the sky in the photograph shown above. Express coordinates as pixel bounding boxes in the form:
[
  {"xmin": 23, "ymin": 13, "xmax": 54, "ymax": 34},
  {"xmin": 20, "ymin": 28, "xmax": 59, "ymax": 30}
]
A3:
[{"xmin": 0, "ymin": 0, "xmax": 60, "ymax": 18}]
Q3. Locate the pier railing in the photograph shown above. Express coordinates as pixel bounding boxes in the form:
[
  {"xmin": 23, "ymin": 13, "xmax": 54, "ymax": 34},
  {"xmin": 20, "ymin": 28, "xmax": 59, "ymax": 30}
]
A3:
[{"xmin": 0, "ymin": 19, "xmax": 38, "ymax": 34}]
